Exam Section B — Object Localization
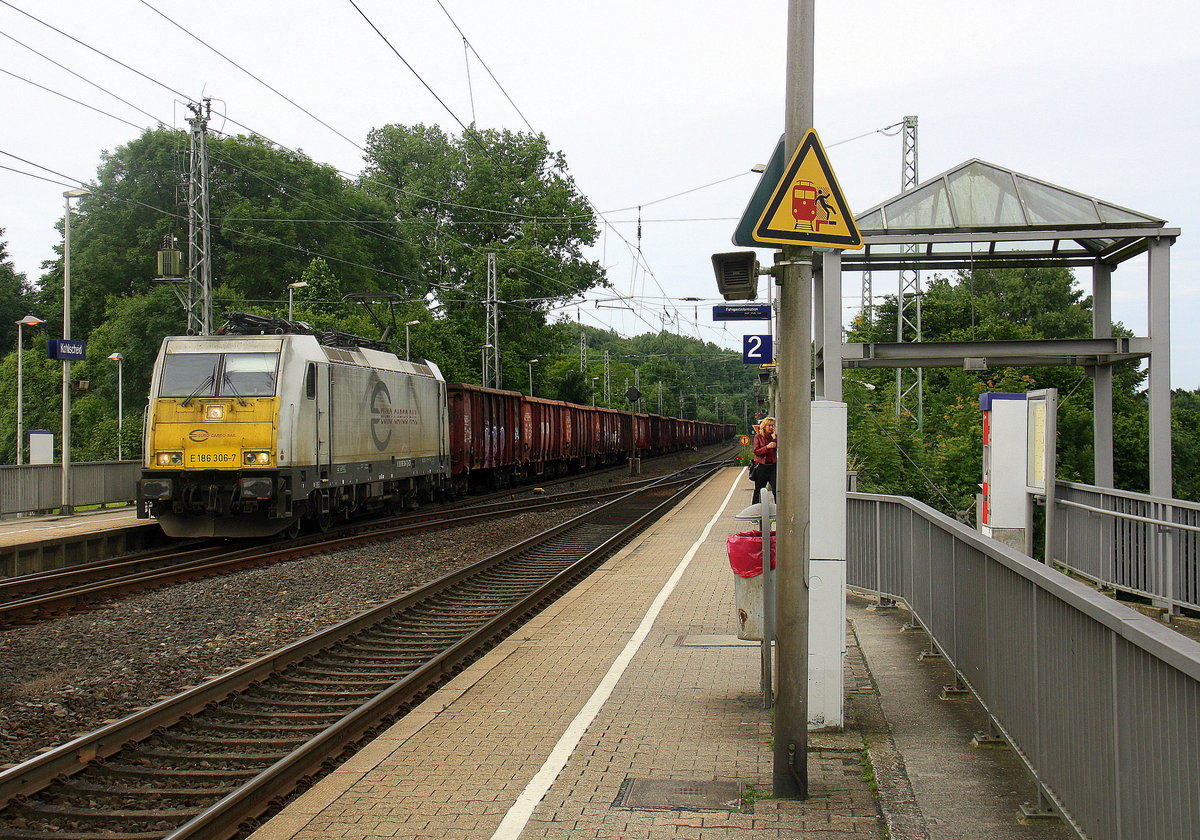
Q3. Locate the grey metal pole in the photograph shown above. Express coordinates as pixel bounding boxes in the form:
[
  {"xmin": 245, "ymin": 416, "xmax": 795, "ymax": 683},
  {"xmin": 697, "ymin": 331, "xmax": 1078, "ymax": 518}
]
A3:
[
  {"xmin": 761, "ymin": 487, "xmax": 775, "ymax": 708},
  {"xmin": 61, "ymin": 190, "xmax": 86, "ymax": 515},
  {"xmin": 15, "ymin": 321, "xmax": 23, "ymax": 466},
  {"xmin": 406, "ymin": 324, "xmax": 412, "ymax": 361},
  {"xmin": 116, "ymin": 357, "xmax": 123, "ymax": 461},
  {"xmin": 774, "ymin": 0, "xmax": 813, "ymax": 799},
  {"xmin": 288, "ymin": 287, "xmax": 294, "ymax": 321}
]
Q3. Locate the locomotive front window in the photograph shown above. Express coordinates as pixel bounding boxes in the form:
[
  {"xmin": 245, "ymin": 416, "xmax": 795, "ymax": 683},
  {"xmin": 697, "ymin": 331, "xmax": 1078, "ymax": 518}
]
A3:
[
  {"xmin": 160, "ymin": 353, "xmax": 219, "ymax": 398},
  {"xmin": 220, "ymin": 352, "xmax": 279, "ymax": 397}
]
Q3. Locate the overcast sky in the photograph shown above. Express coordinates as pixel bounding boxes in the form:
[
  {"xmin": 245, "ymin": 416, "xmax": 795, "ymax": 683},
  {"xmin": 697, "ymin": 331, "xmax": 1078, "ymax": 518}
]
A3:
[{"xmin": 3, "ymin": 1, "xmax": 1199, "ymax": 384}]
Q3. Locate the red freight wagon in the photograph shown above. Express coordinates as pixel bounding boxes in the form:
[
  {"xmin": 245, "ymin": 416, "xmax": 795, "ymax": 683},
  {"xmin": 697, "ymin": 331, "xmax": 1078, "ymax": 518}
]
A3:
[{"xmin": 447, "ymin": 383, "xmax": 523, "ymax": 489}]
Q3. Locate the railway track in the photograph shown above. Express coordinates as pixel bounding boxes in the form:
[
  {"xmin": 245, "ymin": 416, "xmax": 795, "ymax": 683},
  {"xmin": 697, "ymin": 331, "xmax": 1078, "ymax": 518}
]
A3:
[
  {"xmin": 0, "ymin": 474, "xmax": 698, "ymax": 628},
  {"xmin": 0, "ymin": 461, "xmax": 720, "ymax": 840}
]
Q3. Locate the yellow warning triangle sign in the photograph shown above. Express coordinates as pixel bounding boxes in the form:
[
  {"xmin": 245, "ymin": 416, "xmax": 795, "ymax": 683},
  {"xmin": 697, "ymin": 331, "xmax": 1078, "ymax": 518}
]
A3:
[{"xmin": 752, "ymin": 129, "xmax": 862, "ymax": 249}]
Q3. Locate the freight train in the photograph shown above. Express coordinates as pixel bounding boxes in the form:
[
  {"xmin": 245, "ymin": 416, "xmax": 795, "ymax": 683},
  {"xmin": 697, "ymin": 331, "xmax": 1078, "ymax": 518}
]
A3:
[{"xmin": 136, "ymin": 322, "xmax": 733, "ymax": 538}]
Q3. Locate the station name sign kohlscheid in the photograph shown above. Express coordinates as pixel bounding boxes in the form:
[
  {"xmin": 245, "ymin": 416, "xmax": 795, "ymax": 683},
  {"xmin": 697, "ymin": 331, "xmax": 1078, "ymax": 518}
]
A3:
[{"xmin": 48, "ymin": 339, "xmax": 87, "ymax": 361}]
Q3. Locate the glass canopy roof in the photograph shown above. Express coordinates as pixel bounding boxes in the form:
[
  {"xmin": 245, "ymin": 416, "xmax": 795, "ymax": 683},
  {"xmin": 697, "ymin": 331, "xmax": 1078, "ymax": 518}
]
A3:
[{"xmin": 846, "ymin": 160, "xmax": 1168, "ymax": 270}]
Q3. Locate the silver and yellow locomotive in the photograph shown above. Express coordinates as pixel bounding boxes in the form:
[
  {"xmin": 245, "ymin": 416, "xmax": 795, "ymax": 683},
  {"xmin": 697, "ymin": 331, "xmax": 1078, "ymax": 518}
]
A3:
[{"xmin": 138, "ymin": 332, "xmax": 449, "ymax": 538}]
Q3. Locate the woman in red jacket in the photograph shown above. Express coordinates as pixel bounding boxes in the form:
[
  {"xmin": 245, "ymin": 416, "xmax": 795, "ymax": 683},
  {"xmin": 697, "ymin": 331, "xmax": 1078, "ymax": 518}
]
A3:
[{"xmin": 751, "ymin": 416, "xmax": 778, "ymax": 504}]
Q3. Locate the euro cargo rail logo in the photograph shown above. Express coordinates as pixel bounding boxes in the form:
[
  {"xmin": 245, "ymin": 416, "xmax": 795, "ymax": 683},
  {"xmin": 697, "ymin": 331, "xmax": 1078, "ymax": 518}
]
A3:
[{"xmin": 369, "ymin": 382, "xmax": 419, "ymax": 450}]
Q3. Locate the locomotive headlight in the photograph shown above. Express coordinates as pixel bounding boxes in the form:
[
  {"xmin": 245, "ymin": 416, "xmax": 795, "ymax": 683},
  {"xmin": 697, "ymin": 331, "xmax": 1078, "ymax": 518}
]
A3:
[
  {"xmin": 204, "ymin": 405, "xmax": 225, "ymax": 421},
  {"xmin": 155, "ymin": 451, "xmax": 183, "ymax": 466},
  {"xmin": 243, "ymin": 450, "xmax": 271, "ymax": 465}
]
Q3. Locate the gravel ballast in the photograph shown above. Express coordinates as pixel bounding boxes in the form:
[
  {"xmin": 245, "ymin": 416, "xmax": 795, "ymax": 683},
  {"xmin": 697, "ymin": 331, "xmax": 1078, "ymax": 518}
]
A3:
[{"xmin": 0, "ymin": 450, "xmax": 728, "ymax": 769}]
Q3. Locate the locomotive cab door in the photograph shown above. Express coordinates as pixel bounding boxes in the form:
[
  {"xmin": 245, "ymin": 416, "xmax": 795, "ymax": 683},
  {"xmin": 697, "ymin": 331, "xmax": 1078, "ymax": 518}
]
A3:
[{"xmin": 308, "ymin": 361, "xmax": 333, "ymax": 479}]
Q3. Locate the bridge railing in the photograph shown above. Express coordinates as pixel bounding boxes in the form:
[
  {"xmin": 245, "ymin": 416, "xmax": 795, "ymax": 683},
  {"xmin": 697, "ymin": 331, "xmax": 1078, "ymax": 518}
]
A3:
[
  {"xmin": 848, "ymin": 491, "xmax": 1200, "ymax": 840},
  {"xmin": 0, "ymin": 462, "xmax": 140, "ymax": 516},
  {"xmin": 1053, "ymin": 480, "xmax": 1200, "ymax": 613}
]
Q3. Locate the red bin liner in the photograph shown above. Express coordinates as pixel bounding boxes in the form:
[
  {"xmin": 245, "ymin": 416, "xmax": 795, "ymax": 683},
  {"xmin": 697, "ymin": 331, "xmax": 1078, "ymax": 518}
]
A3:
[{"xmin": 726, "ymin": 530, "xmax": 777, "ymax": 578}]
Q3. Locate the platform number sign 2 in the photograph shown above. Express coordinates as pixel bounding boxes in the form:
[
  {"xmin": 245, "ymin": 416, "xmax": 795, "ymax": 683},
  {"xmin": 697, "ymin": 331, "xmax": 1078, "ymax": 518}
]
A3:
[{"xmin": 742, "ymin": 335, "xmax": 772, "ymax": 364}]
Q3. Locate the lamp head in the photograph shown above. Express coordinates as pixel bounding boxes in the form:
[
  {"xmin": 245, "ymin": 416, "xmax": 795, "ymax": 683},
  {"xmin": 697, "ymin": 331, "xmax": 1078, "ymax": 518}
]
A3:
[
  {"xmin": 287, "ymin": 281, "xmax": 309, "ymax": 290},
  {"xmin": 16, "ymin": 314, "xmax": 45, "ymax": 327},
  {"xmin": 107, "ymin": 352, "xmax": 124, "ymax": 362},
  {"xmin": 405, "ymin": 319, "xmax": 420, "ymax": 326},
  {"xmin": 63, "ymin": 188, "xmax": 91, "ymax": 199}
]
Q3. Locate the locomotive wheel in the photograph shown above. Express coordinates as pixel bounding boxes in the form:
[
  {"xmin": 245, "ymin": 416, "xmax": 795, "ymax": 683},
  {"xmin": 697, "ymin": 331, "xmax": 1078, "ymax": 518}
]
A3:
[
  {"xmin": 280, "ymin": 518, "xmax": 302, "ymax": 540},
  {"xmin": 314, "ymin": 509, "xmax": 334, "ymax": 533}
]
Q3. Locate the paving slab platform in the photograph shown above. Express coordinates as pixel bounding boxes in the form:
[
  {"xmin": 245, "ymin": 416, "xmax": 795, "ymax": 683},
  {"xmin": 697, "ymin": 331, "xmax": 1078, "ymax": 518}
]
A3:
[
  {"xmin": 0, "ymin": 507, "xmax": 143, "ymax": 548},
  {"xmin": 248, "ymin": 468, "xmax": 1074, "ymax": 840}
]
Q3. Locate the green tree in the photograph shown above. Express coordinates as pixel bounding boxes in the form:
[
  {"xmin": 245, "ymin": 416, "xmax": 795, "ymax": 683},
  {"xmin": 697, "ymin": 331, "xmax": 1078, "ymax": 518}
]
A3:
[
  {"xmin": 37, "ymin": 128, "xmax": 417, "ymax": 340},
  {"xmin": 844, "ymin": 266, "xmax": 1165, "ymax": 514},
  {"xmin": 0, "ymin": 232, "xmax": 32, "ymax": 348},
  {"xmin": 361, "ymin": 125, "xmax": 606, "ymax": 384}
]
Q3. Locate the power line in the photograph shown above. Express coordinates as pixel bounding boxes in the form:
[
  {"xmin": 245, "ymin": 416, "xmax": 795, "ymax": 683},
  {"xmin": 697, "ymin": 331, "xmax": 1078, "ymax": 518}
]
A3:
[
  {"xmin": 0, "ymin": 66, "xmax": 148, "ymax": 131},
  {"xmin": 433, "ymin": 0, "xmax": 536, "ymax": 133},
  {"xmin": 0, "ymin": 0, "xmax": 193, "ymax": 102},
  {"xmin": 136, "ymin": 0, "xmax": 363, "ymax": 151},
  {"xmin": 345, "ymin": 0, "xmax": 468, "ymax": 131},
  {"xmin": 0, "ymin": 30, "xmax": 166, "ymax": 126}
]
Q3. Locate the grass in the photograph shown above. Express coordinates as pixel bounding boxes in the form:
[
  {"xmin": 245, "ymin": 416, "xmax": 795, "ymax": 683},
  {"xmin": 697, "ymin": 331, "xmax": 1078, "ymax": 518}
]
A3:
[
  {"xmin": 858, "ymin": 747, "xmax": 878, "ymax": 793},
  {"xmin": 740, "ymin": 782, "xmax": 771, "ymax": 812}
]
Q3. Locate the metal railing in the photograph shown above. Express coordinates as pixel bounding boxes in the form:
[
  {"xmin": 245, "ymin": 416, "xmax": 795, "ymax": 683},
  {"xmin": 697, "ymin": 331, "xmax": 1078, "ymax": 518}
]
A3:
[
  {"xmin": 1054, "ymin": 480, "xmax": 1200, "ymax": 613},
  {"xmin": 848, "ymin": 491, "xmax": 1200, "ymax": 840},
  {"xmin": 0, "ymin": 462, "xmax": 140, "ymax": 517}
]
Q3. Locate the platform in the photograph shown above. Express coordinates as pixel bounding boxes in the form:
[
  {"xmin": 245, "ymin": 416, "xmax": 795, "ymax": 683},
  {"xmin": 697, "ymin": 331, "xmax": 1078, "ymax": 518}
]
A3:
[
  {"xmin": 248, "ymin": 468, "xmax": 1072, "ymax": 840},
  {"xmin": 0, "ymin": 506, "xmax": 161, "ymax": 577}
]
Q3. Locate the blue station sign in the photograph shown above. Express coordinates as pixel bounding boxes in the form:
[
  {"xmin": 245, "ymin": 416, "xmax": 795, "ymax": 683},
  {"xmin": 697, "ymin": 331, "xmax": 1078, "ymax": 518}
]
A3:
[
  {"xmin": 48, "ymin": 339, "xmax": 87, "ymax": 361},
  {"xmin": 742, "ymin": 335, "xmax": 773, "ymax": 364},
  {"xmin": 713, "ymin": 304, "xmax": 771, "ymax": 321}
]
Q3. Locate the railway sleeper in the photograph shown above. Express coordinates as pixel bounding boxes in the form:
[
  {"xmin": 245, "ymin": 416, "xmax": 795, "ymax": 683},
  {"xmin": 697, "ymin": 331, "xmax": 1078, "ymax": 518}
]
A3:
[
  {"xmin": 162, "ymin": 731, "xmax": 310, "ymax": 749},
  {"xmin": 245, "ymin": 686, "xmax": 380, "ymax": 701},
  {"xmin": 110, "ymin": 749, "xmax": 290, "ymax": 769},
  {"xmin": 208, "ymin": 707, "xmax": 348, "ymax": 724},
  {"xmin": 67, "ymin": 776, "xmax": 233, "ymax": 796},
  {"xmin": 45, "ymin": 787, "xmax": 221, "ymax": 812},
  {"xmin": 234, "ymin": 694, "xmax": 369, "ymax": 710},
  {"xmin": 9, "ymin": 800, "xmax": 204, "ymax": 820},
  {"xmin": 293, "ymin": 661, "xmax": 417, "ymax": 676},
  {"xmin": 175, "ymin": 717, "xmax": 326, "ymax": 735},
  {"xmin": 275, "ymin": 672, "xmax": 400, "ymax": 688}
]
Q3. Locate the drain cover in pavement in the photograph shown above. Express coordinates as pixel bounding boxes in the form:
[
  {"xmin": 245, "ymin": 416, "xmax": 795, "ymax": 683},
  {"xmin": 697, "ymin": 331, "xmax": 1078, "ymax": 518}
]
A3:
[{"xmin": 615, "ymin": 778, "xmax": 743, "ymax": 811}]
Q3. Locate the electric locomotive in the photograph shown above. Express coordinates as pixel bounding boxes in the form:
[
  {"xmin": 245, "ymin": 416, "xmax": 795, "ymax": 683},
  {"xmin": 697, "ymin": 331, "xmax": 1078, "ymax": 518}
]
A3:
[{"xmin": 138, "ymin": 330, "xmax": 449, "ymax": 538}]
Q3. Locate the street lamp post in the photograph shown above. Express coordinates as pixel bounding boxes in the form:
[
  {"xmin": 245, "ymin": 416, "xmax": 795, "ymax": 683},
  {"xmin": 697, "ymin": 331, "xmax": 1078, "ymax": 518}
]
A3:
[
  {"xmin": 15, "ymin": 314, "xmax": 45, "ymax": 465},
  {"xmin": 405, "ymin": 320, "xmax": 420, "ymax": 361},
  {"xmin": 481, "ymin": 344, "xmax": 493, "ymax": 385},
  {"xmin": 287, "ymin": 280, "xmax": 309, "ymax": 321},
  {"xmin": 62, "ymin": 188, "xmax": 90, "ymax": 515},
  {"xmin": 108, "ymin": 352, "xmax": 124, "ymax": 461},
  {"xmin": 527, "ymin": 358, "xmax": 538, "ymax": 396},
  {"xmin": 591, "ymin": 376, "xmax": 600, "ymax": 406}
]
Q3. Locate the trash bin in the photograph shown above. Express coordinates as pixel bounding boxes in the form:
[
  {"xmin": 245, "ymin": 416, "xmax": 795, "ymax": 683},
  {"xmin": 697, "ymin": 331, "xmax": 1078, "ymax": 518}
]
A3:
[{"xmin": 727, "ymin": 530, "xmax": 776, "ymax": 641}]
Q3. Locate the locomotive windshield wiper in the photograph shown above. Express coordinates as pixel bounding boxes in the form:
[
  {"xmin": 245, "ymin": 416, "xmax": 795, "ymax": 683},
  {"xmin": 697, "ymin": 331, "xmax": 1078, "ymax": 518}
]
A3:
[
  {"xmin": 221, "ymin": 374, "xmax": 250, "ymax": 406},
  {"xmin": 180, "ymin": 375, "xmax": 214, "ymax": 407}
]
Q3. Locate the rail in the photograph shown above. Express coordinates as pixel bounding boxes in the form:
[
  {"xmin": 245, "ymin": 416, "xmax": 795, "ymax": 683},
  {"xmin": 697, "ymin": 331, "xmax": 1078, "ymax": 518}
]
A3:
[
  {"xmin": 847, "ymin": 491, "xmax": 1200, "ymax": 840},
  {"xmin": 1053, "ymin": 480, "xmax": 1200, "ymax": 613},
  {"xmin": 0, "ymin": 461, "xmax": 139, "ymax": 516}
]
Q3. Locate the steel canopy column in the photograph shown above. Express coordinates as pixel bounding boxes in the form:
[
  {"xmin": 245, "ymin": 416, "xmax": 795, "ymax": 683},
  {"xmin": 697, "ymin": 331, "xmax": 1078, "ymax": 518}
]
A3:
[
  {"xmin": 815, "ymin": 250, "xmax": 842, "ymax": 402},
  {"xmin": 1147, "ymin": 237, "xmax": 1172, "ymax": 497},
  {"xmin": 1092, "ymin": 262, "xmax": 1114, "ymax": 488}
]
